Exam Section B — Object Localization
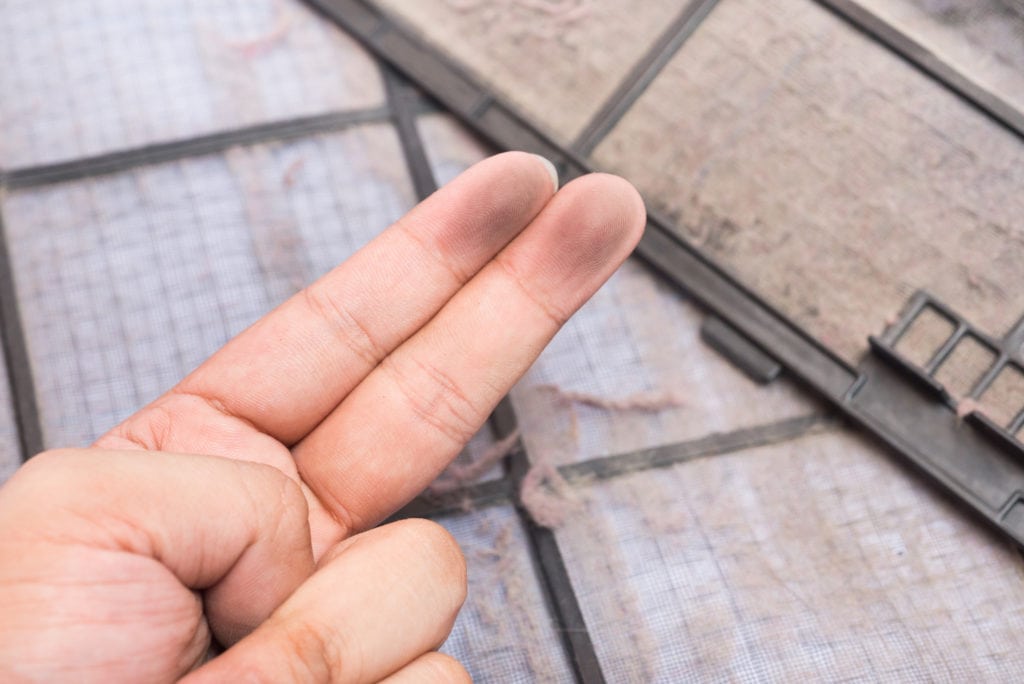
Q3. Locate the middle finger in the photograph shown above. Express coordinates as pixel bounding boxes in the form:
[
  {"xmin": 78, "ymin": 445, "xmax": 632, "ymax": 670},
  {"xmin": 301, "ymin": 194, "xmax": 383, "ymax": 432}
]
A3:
[{"xmin": 171, "ymin": 152, "xmax": 558, "ymax": 446}]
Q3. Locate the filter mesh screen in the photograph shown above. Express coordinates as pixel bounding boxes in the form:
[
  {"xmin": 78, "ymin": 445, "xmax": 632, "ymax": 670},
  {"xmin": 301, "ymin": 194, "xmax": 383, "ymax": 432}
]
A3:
[
  {"xmin": 935, "ymin": 335, "xmax": 997, "ymax": 399},
  {"xmin": 555, "ymin": 427, "xmax": 1024, "ymax": 681},
  {"xmin": 510, "ymin": 258, "xmax": 816, "ymax": 464},
  {"xmin": 0, "ymin": 0, "xmax": 384, "ymax": 168},
  {"xmin": 439, "ymin": 506, "xmax": 575, "ymax": 683},
  {"xmin": 2, "ymin": 125, "xmax": 414, "ymax": 447}
]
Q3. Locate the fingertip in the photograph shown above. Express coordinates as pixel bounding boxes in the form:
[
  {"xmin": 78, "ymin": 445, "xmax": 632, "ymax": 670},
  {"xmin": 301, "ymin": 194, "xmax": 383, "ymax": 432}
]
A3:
[
  {"xmin": 536, "ymin": 172, "xmax": 646, "ymax": 289},
  {"xmin": 485, "ymin": 171, "xmax": 649, "ymax": 322},
  {"xmin": 388, "ymin": 519, "xmax": 467, "ymax": 607},
  {"xmin": 408, "ymin": 150, "xmax": 560, "ymax": 270},
  {"xmin": 425, "ymin": 653, "xmax": 473, "ymax": 684},
  {"xmin": 378, "ymin": 652, "xmax": 472, "ymax": 684},
  {"xmin": 467, "ymin": 150, "xmax": 558, "ymax": 200},
  {"xmin": 416, "ymin": 652, "xmax": 473, "ymax": 684},
  {"xmin": 600, "ymin": 172, "xmax": 648, "ymax": 243},
  {"xmin": 561, "ymin": 172, "xmax": 647, "ymax": 253}
]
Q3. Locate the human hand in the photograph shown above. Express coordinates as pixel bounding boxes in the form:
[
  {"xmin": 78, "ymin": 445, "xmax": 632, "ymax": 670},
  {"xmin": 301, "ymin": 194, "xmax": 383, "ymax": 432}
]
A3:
[{"xmin": 0, "ymin": 153, "xmax": 646, "ymax": 682}]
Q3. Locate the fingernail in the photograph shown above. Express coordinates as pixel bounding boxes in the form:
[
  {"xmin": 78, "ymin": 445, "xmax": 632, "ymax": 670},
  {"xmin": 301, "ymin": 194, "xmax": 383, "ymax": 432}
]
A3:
[{"xmin": 532, "ymin": 154, "xmax": 560, "ymax": 194}]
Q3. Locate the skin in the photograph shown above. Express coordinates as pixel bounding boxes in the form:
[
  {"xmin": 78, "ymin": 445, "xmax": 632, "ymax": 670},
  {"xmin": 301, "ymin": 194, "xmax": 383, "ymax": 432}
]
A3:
[{"xmin": 0, "ymin": 152, "xmax": 646, "ymax": 683}]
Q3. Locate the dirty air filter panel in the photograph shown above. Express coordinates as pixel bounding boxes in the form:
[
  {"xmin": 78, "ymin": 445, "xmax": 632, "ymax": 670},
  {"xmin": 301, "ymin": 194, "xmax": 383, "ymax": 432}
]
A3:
[
  {"xmin": 593, "ymin": 0, "xmax": 1024, "ymax": 365},
  {"xmin": 4, "ymin": 0, "xmax": 1024, "ymax": 680},
  {"xmin": 371, "ymin": 0, "xmax": 687, "ymax": 144}
]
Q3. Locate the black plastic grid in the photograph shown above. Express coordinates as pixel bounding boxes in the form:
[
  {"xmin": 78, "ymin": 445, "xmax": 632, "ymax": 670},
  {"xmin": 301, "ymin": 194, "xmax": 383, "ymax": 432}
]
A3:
[
  {"xmin": 396, "ymin": 412, "xmax": 826, "ymax": 521},
  {"xmin": 570, "ymin": 0, "xmax": 723, "ymax": 156},
  {"xmin": 873, "ymin": 291, "xmax": 1024, "ymax": 446},
  {"xmin": 0, "ymin": 210, "xmax": 44, "ymax": 459},
  {"xmin": 0, "ymin": 107, "xmax": 392, "ymax": 190},
  {"xmin": 814, "ymin": 0, "xmax": 1024, "ymax": 144},
  {"xmin": 0, "ymin": 0, "xmax": 1021, "ymax": 680}
]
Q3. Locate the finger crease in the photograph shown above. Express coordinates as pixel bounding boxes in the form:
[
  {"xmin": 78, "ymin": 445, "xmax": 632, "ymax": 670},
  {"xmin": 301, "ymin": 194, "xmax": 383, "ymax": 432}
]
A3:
[
  {"xmin": 301, "ymin": 286, "xmax": 388, "ymax": 368},
  {"xmin": 394, "ymin": 215, "xmax": 472, "ymax": 286},
  {"xmin": 279, "ymin": 620, "xmax": 346, "ymax": 682},
  {"xmin": 95, "ymin": 403, "xmax": 176, "ymax": 451},
  {"xmin": 495, "ymin": 256, "xmax": 567, "ymax": 327},
  {"xmin": 311, "ymin": 485, "xmax": 360, "ymax": 540},
  {"xmin": 169, "ymin": 390, "xmax": 262, "ymax": 435},
  {"xmin": 381, "ymin": 356, "xmax": 477, "ymax": 448}
]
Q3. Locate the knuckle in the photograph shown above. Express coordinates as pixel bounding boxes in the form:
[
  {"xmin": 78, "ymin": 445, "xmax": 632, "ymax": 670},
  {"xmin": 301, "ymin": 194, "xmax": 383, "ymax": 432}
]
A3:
[
  {"xmin": 0, "ymin": 450, "xmax": 94, "ymax": 525},
  {"xmin": 494, "ymin": 255, "xmax": 569, "ymax": 326},
  {"xmin": 265, "ymin": 466, "xmax": 309, "ymax": 520},
  {"xmin": 278, "ymin": 620, "xmax": 348, "ymax": 683},
  {"xmin": 240, "ymin": 463, "xmax": 310, "ymax": 540},
  {"xmin": 394, "ymin": 215, "xmax": 471, "ymax": 285},
  {"xmin": 301, "ymin": 284, "xmax": 387, "ymax": 368},
  {"xmin": 96, "ymin": 402, "xmax": 175, "ymax": 451},
  {"xmin": 21, "ymin": 448, "xmax": 71, "ymax": 469},
  {"xmin": 381, "ymin": 354, "xmax": 480, "ymax": 448}
]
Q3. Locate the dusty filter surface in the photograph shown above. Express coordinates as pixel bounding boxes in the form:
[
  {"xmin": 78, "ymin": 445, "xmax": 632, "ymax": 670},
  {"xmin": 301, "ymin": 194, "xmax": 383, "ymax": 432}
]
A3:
[
  {"xmin": 854, "ymin": 0, "xmax": 1024, "ymax": 114},
  {"xmin": 371, "ymin": 0, "xmax": 685, "ymax": 143},
  {"xmin": 593, "ymin": 0, "xmax": 1024, "ymax": 363}
]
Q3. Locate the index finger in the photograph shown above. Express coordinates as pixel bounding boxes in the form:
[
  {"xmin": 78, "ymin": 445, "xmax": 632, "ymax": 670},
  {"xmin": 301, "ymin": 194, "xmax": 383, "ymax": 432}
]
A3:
[{"xmin": 114, "ymin": 152, "xmax": 558, "ymax": 446}]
